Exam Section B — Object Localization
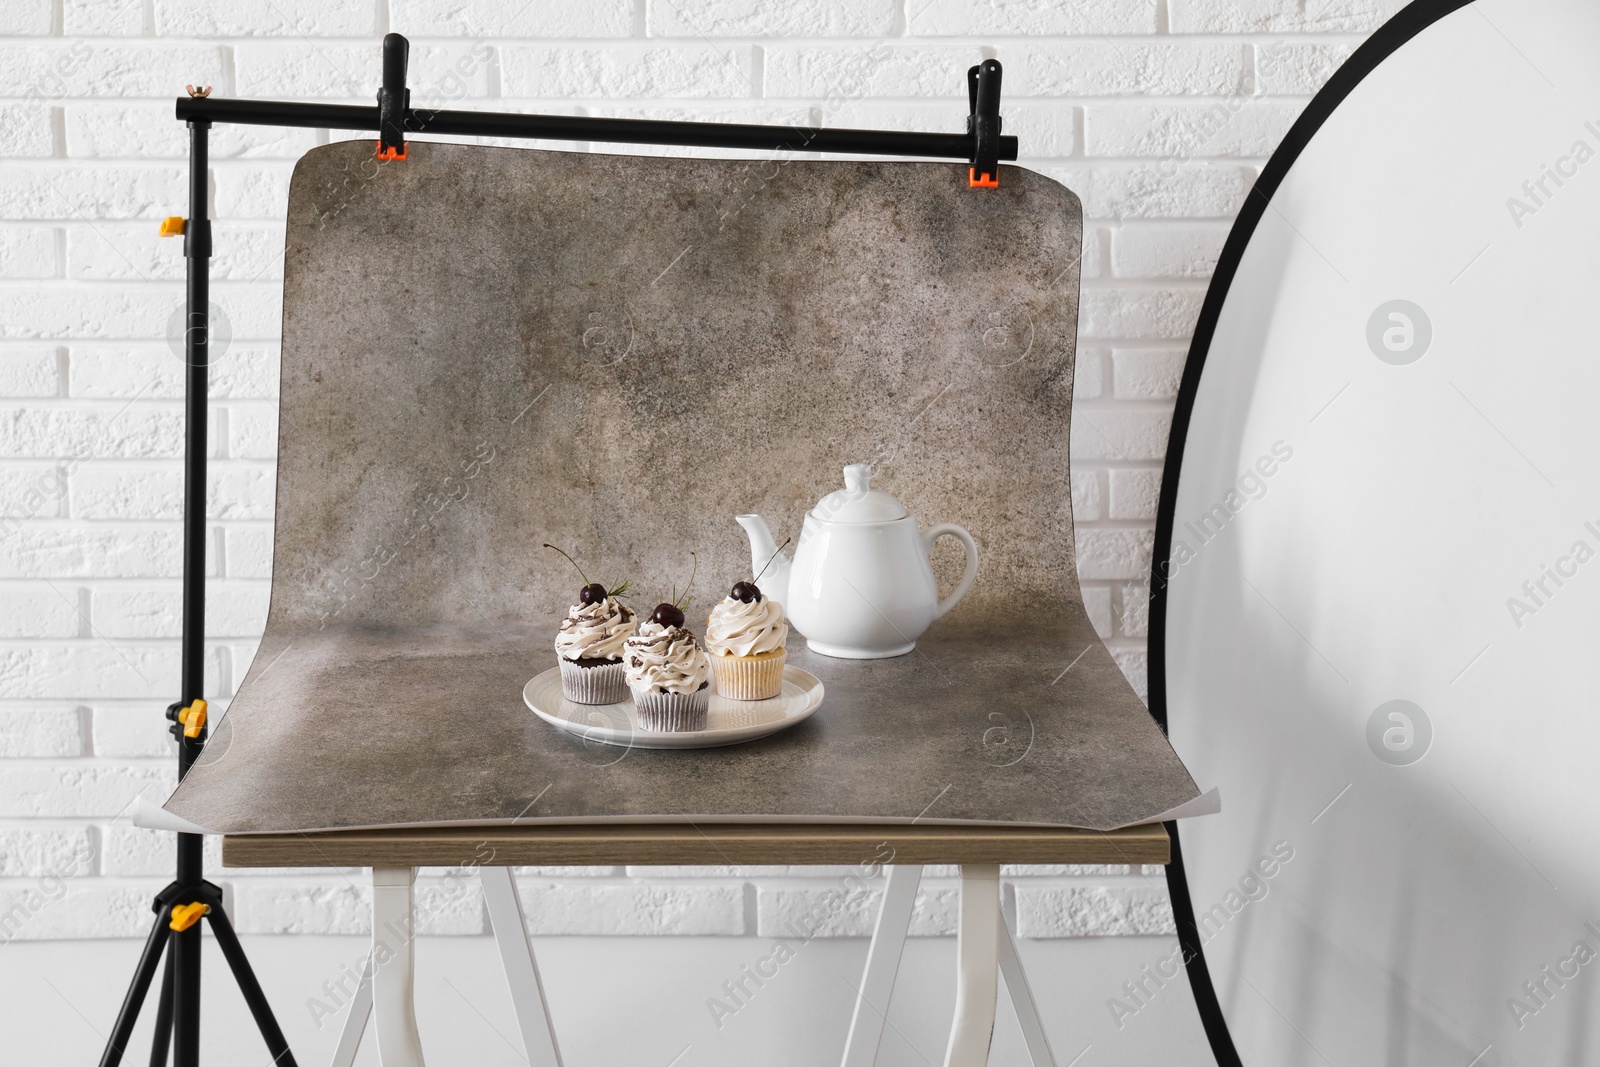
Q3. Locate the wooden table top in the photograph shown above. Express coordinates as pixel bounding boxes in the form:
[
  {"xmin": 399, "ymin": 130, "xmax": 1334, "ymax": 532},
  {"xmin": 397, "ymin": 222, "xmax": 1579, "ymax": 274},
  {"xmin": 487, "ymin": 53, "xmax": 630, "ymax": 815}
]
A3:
[{"xmin": 222, "ymin": 821, "xmax": 1170, "ymax": 869}]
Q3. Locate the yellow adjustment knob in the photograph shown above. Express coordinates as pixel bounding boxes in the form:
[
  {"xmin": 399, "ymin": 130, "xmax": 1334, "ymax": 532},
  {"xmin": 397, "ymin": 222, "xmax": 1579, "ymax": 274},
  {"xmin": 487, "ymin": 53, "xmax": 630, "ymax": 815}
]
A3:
[
  {"xmin": 159, "ymin": 216, "xmax": 186, "ymax": 237},
  {"xmin": 169, "ymin": 902, "xmax": 209, "ymax": 931},
  {"xmin": 179, "ymin": 698, "xmax": 208, "ymax": 739}
]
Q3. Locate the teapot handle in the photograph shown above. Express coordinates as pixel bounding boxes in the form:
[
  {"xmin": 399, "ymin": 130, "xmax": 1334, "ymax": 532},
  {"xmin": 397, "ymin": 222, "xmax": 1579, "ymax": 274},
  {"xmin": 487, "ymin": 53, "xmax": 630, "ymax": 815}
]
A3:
[{"xmin": 923, "ymin": 524, "xmax": 979, "ymax": 619}]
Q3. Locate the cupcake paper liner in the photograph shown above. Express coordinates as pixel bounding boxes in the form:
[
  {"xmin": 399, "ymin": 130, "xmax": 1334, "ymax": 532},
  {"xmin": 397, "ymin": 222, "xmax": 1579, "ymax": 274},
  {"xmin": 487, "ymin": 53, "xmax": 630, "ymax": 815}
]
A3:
[
  {"xmin": 710, "ymin": 648, "xmax": 787, "ymax": 701},
  {"xmin": 558, "ymin": 657, "xmax": 629, "ymax": 705},
  {"xmin": 631, "ymin": 683, "xmax": 710, "ymax": 732}
]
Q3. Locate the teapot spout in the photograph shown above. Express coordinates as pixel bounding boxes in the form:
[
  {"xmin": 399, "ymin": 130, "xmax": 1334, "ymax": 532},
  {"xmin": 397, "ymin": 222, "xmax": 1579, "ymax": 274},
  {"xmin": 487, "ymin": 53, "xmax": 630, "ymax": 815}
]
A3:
[{"xmin": 736, "ymin": 514, "xmax": 792, "ymax": 607}]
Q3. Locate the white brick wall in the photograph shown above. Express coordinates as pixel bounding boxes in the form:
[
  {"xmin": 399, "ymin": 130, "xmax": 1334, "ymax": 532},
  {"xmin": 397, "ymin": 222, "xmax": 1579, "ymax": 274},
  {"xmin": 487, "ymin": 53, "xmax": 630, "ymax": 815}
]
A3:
[{"xmin": 0, "ymin": 0, "xmax": 1400, "ymax": 943}]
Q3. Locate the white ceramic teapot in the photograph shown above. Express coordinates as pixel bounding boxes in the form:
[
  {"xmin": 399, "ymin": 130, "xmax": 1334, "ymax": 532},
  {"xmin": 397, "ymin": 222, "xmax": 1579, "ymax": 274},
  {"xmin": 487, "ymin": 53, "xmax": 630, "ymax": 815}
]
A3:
[{"xmin": 736, "ymin": 464, "xmax": 979, "ymax": 659}]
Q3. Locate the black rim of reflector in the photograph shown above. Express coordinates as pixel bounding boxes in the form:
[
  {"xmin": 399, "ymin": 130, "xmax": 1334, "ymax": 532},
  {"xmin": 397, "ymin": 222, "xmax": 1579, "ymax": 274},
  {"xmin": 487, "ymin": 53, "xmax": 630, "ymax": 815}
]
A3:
[{"xmin": 1145, "ymin": 1, "xmax": 1477, "ymax": 1062}]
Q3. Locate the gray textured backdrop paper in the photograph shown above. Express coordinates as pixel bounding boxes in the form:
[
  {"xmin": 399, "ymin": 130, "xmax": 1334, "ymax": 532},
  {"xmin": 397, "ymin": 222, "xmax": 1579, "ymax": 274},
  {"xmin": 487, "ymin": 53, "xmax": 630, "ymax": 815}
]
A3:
[{"xmin": 162, "ymin": 140, "xmax": 1200, "ymax": 834}]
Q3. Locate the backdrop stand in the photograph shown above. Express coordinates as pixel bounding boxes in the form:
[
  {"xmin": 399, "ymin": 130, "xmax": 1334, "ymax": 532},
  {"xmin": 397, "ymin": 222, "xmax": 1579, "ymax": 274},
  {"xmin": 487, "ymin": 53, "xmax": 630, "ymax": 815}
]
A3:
[
  {"xmin": 100, "ymin": 115, "xmax": 298, "ymax": 1067},
  {"xmin": 100, "ymin": 32, "xmax": 1014, "ymax": 1067}
]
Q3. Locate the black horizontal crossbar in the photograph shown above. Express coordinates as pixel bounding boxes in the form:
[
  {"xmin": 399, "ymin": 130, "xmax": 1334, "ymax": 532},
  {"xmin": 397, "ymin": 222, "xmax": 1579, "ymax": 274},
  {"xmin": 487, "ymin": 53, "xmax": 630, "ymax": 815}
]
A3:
[{"xmin": 174, "ymin": 97, "xmax": 1019, "ymax": 162}]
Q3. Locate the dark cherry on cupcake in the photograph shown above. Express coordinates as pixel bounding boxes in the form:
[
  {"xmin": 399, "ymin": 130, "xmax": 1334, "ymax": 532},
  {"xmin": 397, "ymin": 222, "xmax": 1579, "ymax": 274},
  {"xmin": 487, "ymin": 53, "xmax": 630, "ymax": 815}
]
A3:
[
  {"xmin": 706, "ymin": 540, "xmax": 789, "ymax": 701},
  {"xmin": 725, "ymin": 539, "xmax": 786, "ymax": 605},
  {"xmin": 651, "ymin": 601, "xmax": 686, "ymax": 626},
  {"xmin": 546, "ymin": 544, "xmax": 636, "ymax": 705}
]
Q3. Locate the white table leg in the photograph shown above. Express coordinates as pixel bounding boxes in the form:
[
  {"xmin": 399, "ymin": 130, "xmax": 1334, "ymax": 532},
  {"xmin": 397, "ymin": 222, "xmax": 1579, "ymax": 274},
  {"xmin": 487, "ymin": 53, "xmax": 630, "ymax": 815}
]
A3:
[
  {"xmin": 329, "ymin": 955, "xmax": 373, "ymax": 1067},
  {"xmin": 998, "ymin": 896, "xmax": 1056, "ymax": 1067},
  {"xmin": 841, "ymin": 864, "xmax": 923, "ymax": 1067},
  {"xmin": 371, "ymin": 867, "xmax": 425, "ymax": 1067},
  {"xmin": 481, "ymin": 866, "xmax": 565, "ymax": 1067},
  {"xmin": 943, "ymin": 864, "xmax": 1001, "ymax": 1067}
]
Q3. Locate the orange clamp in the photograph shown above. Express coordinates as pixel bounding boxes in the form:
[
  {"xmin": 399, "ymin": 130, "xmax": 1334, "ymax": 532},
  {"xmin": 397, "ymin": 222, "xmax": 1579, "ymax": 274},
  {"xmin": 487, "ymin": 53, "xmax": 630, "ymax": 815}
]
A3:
[
  {"xmin": 377, "ymin": 144, "xmax": 407, "ymax": 161},
  {"xmin": 170, "ymin": 902, "xmax": 210, "ymax": 931},
  {"xmin": 968, "ymin": 168, "xmax": 999, "ymax": 189},
  {"xmin": 178, "ymin": 698, "xmax": 208, "ymax": 739},
  {"xmin": 159, "ymin": 216, "xmax": 186, "ymax": 237}
]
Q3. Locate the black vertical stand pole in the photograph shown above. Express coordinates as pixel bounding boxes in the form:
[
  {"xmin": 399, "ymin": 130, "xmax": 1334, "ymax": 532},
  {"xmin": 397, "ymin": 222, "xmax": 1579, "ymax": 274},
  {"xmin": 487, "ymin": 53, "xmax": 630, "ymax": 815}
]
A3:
[
  {"xmin": 100, "ymin": 114, "xmax": 296, "ymax": 1067},
  {"xmin": 173, "ymin": 115, "xmax": 212, "ymax": 1067},
  {"xmin": 179, "ymin": 118, "xmax": 211, "ymax": 817}
]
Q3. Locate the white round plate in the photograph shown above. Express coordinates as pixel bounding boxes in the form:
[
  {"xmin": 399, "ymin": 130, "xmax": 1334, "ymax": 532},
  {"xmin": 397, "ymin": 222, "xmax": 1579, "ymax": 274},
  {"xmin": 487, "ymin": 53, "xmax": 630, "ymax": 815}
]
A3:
[{"xmin": 523, "ymin": 666, "xmax": 825, "ymax": 749}]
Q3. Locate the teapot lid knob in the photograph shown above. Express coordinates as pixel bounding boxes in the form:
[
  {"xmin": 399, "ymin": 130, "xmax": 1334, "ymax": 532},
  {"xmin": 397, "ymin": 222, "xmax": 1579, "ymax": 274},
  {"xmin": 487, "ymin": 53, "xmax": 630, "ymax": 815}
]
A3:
[{"xmin": 811, "ymin": 463, "xmax": 908, "ymax": 524}]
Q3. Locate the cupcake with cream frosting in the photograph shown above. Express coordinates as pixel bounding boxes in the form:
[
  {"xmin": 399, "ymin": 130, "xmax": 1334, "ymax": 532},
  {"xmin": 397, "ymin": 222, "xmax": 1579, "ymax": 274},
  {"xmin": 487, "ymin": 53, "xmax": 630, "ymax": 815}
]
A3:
[
  {"xmin": 625, "ymin": 622, "xmax": 711, "ymax": 731},
  {"xmin": 625, "ymin": 601, "xmax": 711, "ymax": 732},
  {"xmin": 706, "ymin": 581, "xmax": 787, "ymax": 700},
  {"xmin": 545, "ymin": 544, "xmax": 636, "ymax": 704}
]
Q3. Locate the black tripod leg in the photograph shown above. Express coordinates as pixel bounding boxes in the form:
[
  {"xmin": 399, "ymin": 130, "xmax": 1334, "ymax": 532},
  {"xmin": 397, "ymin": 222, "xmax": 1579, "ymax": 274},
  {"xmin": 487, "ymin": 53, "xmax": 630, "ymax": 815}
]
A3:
[
  {"xmin": 98, "ymin": 911, "xmax": 172, "ymax": 1067},
  {"xmin": 172, "ymin": 917, "xmax": 201, "ymax": 1067},
  {"xmin": 149, "ymin": 949, "xmax": 175, "ymax": 1067},
  {"xmin": 207, "ymin": 905, "xmax": 299, "ymax": 1066}
]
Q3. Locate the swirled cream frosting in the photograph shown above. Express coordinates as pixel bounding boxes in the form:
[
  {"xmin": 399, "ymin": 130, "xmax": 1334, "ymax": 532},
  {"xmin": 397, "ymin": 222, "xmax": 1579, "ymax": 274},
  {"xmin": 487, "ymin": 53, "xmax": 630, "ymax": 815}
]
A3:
[
  {"xmin": 705, "ymin": 596, "xmax": 787, "ymax": 658},
  {"xmin": 555, "ymin": 597, "xmax": 636, "ymax": 662},
  {"xmin": 625, "ymin": 622, "xmax": 710, "ymax": 694}
]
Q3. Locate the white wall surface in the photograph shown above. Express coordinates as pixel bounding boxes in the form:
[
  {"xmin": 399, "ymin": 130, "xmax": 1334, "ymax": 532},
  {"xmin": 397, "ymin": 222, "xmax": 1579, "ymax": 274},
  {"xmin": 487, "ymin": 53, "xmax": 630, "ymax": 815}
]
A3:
[{"xmin": 0, "ymin": 0, "xmax": 1404, "ymax": 1060}]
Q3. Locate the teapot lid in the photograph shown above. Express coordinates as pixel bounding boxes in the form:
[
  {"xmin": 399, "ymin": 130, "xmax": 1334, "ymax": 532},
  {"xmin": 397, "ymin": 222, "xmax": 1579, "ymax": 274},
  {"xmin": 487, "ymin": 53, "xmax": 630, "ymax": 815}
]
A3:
[{"xmin": 810, "ymin": 464, "xmax": 907, "ymax": 523}]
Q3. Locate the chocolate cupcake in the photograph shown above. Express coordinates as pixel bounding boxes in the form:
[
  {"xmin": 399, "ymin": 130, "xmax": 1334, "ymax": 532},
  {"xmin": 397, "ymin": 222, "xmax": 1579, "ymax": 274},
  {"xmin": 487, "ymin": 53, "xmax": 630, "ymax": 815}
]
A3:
[
  {"xmin": 555, "ymin": 598, "xmax": 635, "ymax": 704},
  {"xmin": 546, "ymin": 544, "xmax": 635, "ymax": 704},
  {"xmin": 625, "ymin": 601, "xmax": 711, "ymax": 732}
]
